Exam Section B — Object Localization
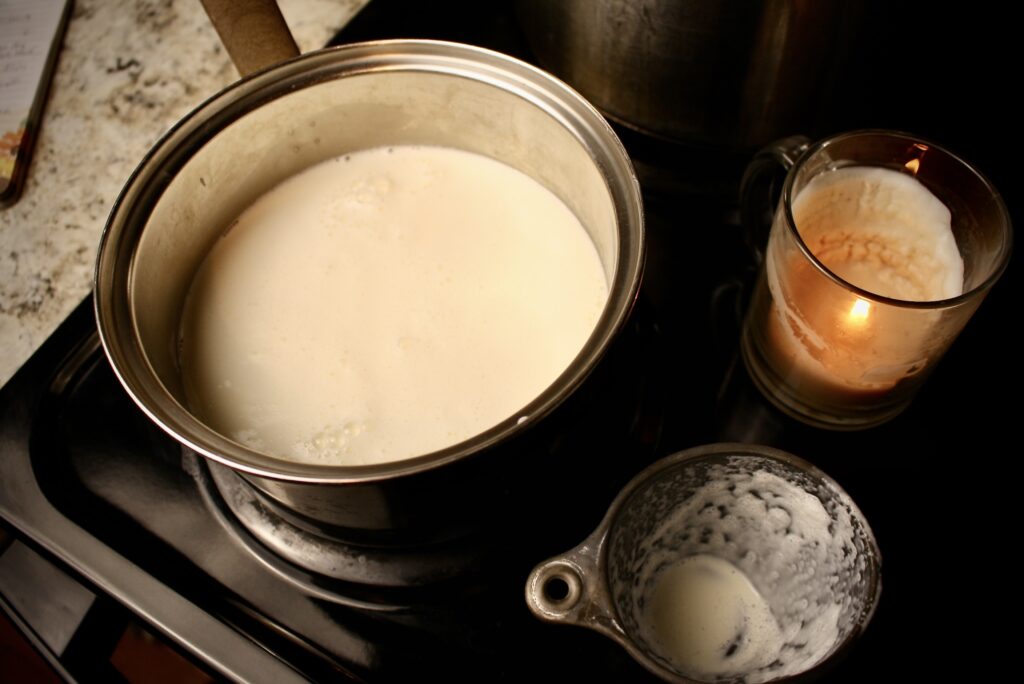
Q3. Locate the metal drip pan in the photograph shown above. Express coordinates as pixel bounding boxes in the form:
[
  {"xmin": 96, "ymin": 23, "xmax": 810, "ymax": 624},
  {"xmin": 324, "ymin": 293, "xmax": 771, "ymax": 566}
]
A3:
[{"xmin": 193, "ymin": 453, "xmax": 498, "ymax": 611}]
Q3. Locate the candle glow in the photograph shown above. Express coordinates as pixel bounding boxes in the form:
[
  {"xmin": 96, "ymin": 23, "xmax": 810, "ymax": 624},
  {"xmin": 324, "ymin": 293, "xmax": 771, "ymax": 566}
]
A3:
[
  {"xmin": 749, "ymin": 165, "xmax": 964, "ymax": 423},
  {"xmin": 848, "ymin": 298, "xmax": 871, "ymax": 325},
  {"xmin": 742, "ymin": 132, "xmax": 1010, "ymax": 429}
]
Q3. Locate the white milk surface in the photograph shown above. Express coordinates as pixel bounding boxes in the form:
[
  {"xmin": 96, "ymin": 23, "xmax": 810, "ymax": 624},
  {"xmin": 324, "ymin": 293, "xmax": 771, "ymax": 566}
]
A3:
[
  {"xmin": 793, "ymin": 166, "xmax": 963, "ymax": 301},
  {"xmin": 181, "ymin": 146, "xmax": 608, "ymax": 465},
  {"xmin": 647, "ymin": 554, "xmax": 784, "ymax": 679}
]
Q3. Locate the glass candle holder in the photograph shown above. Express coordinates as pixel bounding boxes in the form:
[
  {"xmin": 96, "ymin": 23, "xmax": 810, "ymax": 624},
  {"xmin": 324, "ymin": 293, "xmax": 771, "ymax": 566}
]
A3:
[{"xmin": 741, "ymin": 130, "xmax": 1012, "ymax": 429}]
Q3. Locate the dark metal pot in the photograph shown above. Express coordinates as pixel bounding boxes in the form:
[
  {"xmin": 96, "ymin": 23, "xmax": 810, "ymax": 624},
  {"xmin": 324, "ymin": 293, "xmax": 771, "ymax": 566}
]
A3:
[
  {"xmin": 94, "ymin": 40, "xmax": 644, "ymax": 545},
  {"xmin": 517, "ymin": 0, "xmax": 862, "ymax": 151}
]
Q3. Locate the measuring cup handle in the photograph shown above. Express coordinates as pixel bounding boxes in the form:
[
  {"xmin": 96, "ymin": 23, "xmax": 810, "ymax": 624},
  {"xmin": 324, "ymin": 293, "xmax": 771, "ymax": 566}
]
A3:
[
  {"xmin": 525, "ymin": 539, "xmax": 626, "ymax": 641},
  {"xmin": 740, "ymin": 135, "xmax": 811, "ymax": 264}
]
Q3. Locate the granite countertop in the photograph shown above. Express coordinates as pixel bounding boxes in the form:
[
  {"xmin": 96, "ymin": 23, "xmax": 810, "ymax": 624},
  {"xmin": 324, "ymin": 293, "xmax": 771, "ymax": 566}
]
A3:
[{"xmin": 0, "ymin": 0, "xmax": 367, "ymax": 388}]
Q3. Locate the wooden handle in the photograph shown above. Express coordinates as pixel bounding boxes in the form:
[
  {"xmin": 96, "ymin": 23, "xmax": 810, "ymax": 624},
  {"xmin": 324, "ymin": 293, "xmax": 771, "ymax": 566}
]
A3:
[{"xmin": 199, "ymin": 0, "xmax": 300, "ymax": 77}]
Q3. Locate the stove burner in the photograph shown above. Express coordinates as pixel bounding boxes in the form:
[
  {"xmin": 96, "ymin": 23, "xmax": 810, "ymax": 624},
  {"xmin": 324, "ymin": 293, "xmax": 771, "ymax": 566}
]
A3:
[{"xmin": 194, "ymin": 453, "xmax": 497, "ymax": 610}]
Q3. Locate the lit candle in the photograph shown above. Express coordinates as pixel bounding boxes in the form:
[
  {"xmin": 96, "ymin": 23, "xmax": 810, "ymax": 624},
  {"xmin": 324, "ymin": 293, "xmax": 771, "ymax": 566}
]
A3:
[
  {"xmin": 741, "ymin": 131, "xmax": 1011, "ymax": 428},
  {"xmin": 757, "ymin": 165, "xmax": 964, "ymax": 416}
]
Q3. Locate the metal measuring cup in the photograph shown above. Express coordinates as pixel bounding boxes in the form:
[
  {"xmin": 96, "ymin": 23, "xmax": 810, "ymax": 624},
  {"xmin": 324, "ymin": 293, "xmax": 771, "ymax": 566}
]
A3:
[{"xmin": 526, "ymin": 443, "xmax": 881, "ymax": 683}]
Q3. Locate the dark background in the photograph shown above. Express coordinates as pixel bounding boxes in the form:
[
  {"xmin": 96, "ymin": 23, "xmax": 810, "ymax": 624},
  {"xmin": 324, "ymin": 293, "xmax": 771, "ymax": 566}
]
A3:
[{"xmin": 336, "ymin": 1, "xmax": 1021, "ymax": 681}]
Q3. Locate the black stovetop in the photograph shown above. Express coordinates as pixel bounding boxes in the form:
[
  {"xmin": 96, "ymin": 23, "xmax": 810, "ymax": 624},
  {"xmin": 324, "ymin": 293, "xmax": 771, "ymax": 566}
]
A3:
[{"xmin": 1, "ymin": 1, "xmax": 1019, "ymax": 682}]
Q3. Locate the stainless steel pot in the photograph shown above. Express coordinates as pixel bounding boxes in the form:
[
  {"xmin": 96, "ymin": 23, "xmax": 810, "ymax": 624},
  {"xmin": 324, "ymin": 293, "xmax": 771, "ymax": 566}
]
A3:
[
  {"xmin": 94, "ymin": 40, "xmax": 644, "ymax": 544},
  {"xmin": 517, "ymin": 0, "xmax": 862, "ymax": 151}
]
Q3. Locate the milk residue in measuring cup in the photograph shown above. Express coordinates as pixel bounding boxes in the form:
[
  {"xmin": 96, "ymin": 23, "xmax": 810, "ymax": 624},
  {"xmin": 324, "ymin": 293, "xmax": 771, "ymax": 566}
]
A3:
[
  {"xmin": 646, "ymin": 554, "xmax": 784, "ymax": 677},
  {"xmin": 629, "ymin": 459, "xmax": 863, "ymax": 683}
]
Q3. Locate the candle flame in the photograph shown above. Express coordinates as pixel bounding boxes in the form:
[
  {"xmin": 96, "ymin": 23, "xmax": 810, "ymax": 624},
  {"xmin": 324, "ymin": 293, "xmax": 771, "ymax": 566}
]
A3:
[
  {"xmin": 905, "ymin": 143, "xmax": 928, "ymax": 176},
  {"xmin": 849, "ymin": 297, "xmax": 871, "ymax": 321}
]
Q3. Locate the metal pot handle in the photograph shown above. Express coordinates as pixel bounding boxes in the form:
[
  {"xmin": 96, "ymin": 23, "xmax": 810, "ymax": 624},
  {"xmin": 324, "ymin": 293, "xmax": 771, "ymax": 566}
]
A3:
[
  {"xmin": 200, "ymin": 0, "xmax": 300, "ymax": 77},
  {"xmin": 739, "ymin": 135, "xmax": 811, "ymax": 264},
  {"xmin": 525, "ymin": 536, "xmax": 626, "ymax": 642}
]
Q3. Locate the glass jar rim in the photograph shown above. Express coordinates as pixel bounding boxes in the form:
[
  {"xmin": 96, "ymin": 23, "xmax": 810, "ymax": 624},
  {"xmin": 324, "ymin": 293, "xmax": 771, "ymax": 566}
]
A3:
[{"xmin": 781, "ymin": 129, "xmax": 1013, "ymax": 310}]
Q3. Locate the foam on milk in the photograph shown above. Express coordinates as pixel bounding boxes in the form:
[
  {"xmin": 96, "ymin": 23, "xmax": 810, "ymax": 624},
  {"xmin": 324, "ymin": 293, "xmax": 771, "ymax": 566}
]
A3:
[{"xmin": 180, "ymin": 146, "xmax": 608, "ymax": 465}]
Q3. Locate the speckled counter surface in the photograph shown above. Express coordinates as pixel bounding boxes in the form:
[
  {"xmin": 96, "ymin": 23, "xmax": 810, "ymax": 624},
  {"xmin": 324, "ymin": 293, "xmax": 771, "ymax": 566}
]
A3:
[{"xmin": 0, "ymin": 0, "xmax": 367, "ymax": 387}]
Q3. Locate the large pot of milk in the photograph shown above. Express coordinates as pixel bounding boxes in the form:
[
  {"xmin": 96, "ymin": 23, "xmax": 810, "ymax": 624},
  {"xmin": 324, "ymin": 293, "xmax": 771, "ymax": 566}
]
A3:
[{"xmin": 94, "ymin": 40, "xmax": 644, "ymax": 544}]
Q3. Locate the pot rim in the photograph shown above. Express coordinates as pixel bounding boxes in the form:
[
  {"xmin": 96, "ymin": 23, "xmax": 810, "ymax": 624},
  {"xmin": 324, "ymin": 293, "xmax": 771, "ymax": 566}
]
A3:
[{"xmin": 94, "ymin": 39, "xmax": 644, "ymax": 484}]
